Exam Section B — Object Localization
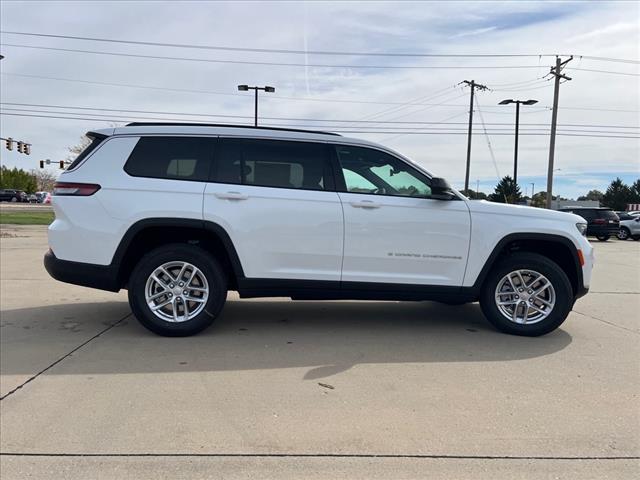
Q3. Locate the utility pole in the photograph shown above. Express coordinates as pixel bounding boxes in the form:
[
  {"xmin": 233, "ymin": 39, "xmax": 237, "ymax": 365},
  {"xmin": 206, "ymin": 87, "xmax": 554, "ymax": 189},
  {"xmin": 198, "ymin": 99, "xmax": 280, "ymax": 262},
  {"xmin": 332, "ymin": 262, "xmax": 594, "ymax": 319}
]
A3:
[
  {"xmin": 545, "ymin": 56, "xmax": 573, "ymax": 209},
  {"xmin": 462, "ymin": 80, "xmax": 489, "ymax": 192}
]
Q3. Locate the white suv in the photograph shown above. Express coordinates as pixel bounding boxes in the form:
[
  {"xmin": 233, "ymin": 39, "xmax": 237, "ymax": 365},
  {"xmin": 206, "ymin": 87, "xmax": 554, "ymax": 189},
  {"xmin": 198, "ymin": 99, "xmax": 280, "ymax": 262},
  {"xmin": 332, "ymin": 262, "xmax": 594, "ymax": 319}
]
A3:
[{"xmin": 45, "ymin": 123, "xmax": 593, "ymax": 337}]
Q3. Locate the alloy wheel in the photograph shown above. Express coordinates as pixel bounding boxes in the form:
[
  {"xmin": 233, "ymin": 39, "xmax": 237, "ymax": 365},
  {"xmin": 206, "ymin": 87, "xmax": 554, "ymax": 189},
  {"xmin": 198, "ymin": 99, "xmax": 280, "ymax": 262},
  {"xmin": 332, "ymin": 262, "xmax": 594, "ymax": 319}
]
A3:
[
  {"xmin": 144, "ymin": 261, "xmax": 209, "ymax": 322},
  {"xmin": 494, "ymin": 269, "xmax": 556, "ymax": 325}
]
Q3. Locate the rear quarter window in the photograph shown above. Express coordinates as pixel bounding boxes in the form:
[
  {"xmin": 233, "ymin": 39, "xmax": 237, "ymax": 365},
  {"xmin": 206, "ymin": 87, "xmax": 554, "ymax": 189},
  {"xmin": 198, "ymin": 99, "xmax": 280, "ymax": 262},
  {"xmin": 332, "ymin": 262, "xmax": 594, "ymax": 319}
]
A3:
[
  {"xmin": 124, "ymin": 137, "xmax": 215, "ymax": 182},
  {"xmin": 67, "ymin": 133, "xmax": 107, "ymax": 170}
]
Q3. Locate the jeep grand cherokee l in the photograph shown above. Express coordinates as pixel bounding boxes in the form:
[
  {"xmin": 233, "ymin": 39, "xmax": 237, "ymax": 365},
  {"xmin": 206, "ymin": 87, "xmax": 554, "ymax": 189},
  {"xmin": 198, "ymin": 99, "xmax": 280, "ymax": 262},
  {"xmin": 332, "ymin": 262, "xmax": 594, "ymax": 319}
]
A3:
[{"xmin": 44, "ymin": 123, "xmax": 593, "ymax": 337}]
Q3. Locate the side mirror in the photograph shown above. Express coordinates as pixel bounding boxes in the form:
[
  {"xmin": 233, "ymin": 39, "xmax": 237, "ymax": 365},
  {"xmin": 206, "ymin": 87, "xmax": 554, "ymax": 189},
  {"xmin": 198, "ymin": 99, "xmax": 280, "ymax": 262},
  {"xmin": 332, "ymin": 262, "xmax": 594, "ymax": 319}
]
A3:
[{"xmin": 430, "ymin": 177, "xmax": 456, "ymax": 200}]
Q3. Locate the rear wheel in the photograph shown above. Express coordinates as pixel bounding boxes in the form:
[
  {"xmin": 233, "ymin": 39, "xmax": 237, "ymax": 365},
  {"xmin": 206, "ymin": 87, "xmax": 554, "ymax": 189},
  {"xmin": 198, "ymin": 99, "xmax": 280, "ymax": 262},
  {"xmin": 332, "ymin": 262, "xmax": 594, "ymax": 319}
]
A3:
[
  {"xmin": 128, "ymin": 244, "xmax": 227, "ymax": 336},
  {"xmin": 617, "ymin": 228, "xmax": 630, "ymax": 240},
  {"xmin": 596, "ymin": 234, "xmax": 610, "ymax": 241},
  {"xmin": 479, "ymin": 253, "xmax": 573, "ymax": 336}
]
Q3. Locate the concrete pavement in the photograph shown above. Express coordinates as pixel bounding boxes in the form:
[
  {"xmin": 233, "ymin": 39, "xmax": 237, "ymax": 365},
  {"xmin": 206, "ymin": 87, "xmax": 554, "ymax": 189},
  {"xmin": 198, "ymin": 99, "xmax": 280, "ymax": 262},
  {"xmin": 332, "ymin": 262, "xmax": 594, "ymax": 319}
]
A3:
[{"xmin": 1, "ymin": 225, "xmax": 638, "ymax": 478}]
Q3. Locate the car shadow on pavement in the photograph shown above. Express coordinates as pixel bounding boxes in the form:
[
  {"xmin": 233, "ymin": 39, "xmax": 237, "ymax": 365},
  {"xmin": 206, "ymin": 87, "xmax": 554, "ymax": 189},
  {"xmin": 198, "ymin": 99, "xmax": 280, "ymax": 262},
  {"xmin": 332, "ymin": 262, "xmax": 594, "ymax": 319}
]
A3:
[{"xmin": 0, "ymin": 299, "xmax": 572, "ymax": 379}]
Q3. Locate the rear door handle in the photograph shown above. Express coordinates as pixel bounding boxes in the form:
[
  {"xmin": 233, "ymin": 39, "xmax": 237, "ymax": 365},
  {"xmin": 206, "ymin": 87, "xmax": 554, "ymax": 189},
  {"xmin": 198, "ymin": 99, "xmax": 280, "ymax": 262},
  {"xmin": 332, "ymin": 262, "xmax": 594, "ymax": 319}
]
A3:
[
  {"xmin": 215, "ymin": 191, "xmax": 249, "ymax": 200},
  {"xmin": 351, "ymin": 200, "xmax": 381, "ymax": 209}
]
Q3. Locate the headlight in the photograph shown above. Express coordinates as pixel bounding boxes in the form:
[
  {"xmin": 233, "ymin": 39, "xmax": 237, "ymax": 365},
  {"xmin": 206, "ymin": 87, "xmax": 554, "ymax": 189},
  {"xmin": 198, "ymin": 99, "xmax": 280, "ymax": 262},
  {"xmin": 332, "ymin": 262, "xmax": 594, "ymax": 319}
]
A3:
[{"xmin": 576, "ymin": 223, "xmax": 587, "ymax": 236}]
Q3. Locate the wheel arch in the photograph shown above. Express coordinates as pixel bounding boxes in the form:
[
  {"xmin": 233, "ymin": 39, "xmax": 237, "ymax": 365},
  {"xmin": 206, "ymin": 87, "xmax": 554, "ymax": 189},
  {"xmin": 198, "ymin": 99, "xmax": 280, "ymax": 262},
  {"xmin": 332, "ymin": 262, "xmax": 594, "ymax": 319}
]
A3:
[
  {"xmin": 113, "ymin": 218, "xmax": 244, "ymax": 289},
  {"xmin": 471, "ymin": 233, "xmax": 583, "ymax": 298}
]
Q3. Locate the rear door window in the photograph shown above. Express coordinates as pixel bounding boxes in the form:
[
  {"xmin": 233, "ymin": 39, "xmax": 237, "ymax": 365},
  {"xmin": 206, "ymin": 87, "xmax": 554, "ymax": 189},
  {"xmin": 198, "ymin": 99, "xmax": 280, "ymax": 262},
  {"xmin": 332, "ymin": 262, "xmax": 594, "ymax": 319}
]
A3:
[
  {"xmin": 213, "ymin": 138, "xmax": 334, "ymax": 191},
  {"xmin": 124, "ymin": 137, "xmax": 215, "ymax": 181}
]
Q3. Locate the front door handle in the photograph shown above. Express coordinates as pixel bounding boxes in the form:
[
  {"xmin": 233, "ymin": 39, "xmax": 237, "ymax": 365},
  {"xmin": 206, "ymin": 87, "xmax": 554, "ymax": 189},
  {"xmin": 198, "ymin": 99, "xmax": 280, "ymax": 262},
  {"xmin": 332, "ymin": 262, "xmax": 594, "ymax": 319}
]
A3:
[
  {"xmin": 351, "ymin": 200, "xmax": 381, "ymax": 209},
  {"xmin": 215, "ymin": 191, "xmax": 249, "ymax": 200}
]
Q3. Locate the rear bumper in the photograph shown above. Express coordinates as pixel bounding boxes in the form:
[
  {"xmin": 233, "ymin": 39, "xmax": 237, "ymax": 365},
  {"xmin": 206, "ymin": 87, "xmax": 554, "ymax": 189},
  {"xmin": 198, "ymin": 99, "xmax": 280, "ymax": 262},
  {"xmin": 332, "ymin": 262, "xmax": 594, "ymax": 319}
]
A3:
[
  {"xmin": 586, "ymin": 225, "xmax": 619, "ymax": 236},
  {"xmin": 44, "ymin": 250, "xmax": 120, "ymax": 292}
]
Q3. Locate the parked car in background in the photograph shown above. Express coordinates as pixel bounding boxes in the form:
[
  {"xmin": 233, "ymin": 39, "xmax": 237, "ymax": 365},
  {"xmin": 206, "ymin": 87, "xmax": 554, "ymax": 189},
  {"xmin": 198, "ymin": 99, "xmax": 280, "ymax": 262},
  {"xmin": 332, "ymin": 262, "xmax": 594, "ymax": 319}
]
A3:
[
  {"xmin": 559, "ymin": 207, "xmax": 620, "ymax": 241},
  {"xmin": 616, "ymin": 212, "xmax": 640, "ymax": 240},
  {"xmin": 43, "ymin": 192, "xmax": 52, "ymax": 204},
  {"xmin": 27, "ymin": 193, "xmax": 38, "ymax": 203},
  {"xmin": 35, "ymin": 191, "xmax": 50, "ymax": 203},
  {"xmin": 0, "ymin": 189, "xmax": 27, "ymax": 202}
]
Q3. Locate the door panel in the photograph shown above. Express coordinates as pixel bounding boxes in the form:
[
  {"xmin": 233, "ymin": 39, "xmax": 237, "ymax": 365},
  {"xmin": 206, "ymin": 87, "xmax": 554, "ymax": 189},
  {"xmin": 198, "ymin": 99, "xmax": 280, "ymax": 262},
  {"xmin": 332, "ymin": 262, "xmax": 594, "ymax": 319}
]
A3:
[
  {"xmin": 339, "ymin": 192, "xmax": 471, "ymax": 285},
  {"xmin": 204, "ymin": 184, "xmax": 343, "ymax": 281},
  {"xmin": 204, "ymin": 137, "xmax": 343, "ymax": 281},
  {"xmin": 333, "ymin": 144, "xmax": 471, "ymax": 286}
]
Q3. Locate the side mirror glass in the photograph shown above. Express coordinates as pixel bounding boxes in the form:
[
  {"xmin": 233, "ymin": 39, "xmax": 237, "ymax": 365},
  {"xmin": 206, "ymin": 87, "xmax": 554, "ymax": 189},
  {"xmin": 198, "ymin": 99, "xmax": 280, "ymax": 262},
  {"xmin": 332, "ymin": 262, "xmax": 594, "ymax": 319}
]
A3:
[{"xmin": 430, "ymin": 177, "xmax": 455, "ymax": 200}]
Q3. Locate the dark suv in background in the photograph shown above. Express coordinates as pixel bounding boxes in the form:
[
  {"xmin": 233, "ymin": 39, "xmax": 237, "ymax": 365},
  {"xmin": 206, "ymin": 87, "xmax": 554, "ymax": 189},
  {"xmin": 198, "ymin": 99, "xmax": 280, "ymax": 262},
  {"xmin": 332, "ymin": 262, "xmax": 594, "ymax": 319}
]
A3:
[
  {"xmin": 0, "ymin": 189, "xmax": 27, "ymax": 203},
  {"xmin": 560, "ymin": 207, "xmax": 620, "ymax": 241}
]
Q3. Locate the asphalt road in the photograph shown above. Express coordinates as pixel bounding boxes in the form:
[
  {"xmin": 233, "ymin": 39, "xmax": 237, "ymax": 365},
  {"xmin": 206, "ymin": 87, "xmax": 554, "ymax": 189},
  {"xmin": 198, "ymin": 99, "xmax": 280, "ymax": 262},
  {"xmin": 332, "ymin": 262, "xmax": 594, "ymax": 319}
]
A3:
[{"xmin": 0, "ymin": 225, "xmax": 638, "ymax": 479}]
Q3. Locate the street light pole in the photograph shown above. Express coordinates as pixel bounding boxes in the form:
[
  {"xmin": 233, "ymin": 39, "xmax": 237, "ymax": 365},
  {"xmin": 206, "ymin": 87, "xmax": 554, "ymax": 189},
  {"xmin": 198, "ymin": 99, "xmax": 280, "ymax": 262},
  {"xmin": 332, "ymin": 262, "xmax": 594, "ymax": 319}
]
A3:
[
  {"xmin": 499, "ymin": 98, "xmax": 538, "ymax": 188},
  {"xmin": 238, "ymin": 85, "xmax": 276, "ymax": 126}
]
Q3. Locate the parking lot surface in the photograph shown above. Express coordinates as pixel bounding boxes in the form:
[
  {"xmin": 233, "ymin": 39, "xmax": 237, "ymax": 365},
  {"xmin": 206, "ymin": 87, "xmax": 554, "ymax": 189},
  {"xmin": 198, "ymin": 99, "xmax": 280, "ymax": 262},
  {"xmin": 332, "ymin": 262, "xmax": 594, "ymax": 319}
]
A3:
[{"xmin": 0, "ymin": 225, "xmax": 638, "ymax": 479}]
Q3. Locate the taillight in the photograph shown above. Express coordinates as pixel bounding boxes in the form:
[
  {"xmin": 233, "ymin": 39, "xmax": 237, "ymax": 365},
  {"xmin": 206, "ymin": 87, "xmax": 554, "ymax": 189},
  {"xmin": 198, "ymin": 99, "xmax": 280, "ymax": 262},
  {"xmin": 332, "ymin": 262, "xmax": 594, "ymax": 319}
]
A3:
[
  {"xmin": 593, "ymin": 218, "xmax": 606, "ymax": 225},
  {"xmin": 53, "ymin": 182, "xmax": 101, "ymax": 196}
]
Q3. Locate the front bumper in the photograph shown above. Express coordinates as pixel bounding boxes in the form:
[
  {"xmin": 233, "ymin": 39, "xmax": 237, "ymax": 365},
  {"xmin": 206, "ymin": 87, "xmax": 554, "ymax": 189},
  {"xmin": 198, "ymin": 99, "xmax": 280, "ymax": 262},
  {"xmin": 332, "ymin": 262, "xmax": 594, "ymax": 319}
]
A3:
[{"xmin": 44, "ymin": 249, "xmax": 120, "ymax": 292}]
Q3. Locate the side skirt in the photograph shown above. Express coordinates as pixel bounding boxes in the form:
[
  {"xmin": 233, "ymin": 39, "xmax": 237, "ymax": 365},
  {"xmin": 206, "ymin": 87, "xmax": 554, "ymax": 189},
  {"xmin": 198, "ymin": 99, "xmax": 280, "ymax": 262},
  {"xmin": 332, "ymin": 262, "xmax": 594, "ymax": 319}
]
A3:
[{"xmin": 237, "ymin": 278, "xmax": 477, "ymax": 302}]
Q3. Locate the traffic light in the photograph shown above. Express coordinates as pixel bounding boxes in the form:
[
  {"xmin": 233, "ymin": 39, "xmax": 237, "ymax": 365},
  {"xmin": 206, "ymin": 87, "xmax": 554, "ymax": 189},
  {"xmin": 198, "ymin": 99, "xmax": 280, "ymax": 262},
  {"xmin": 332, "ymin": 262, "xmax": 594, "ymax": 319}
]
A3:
[
  {"xmin": 4, "ymin": 137, "xmax": 13, "ymax": 151},
  {"xmin": 59, "ymin": 160, "xmax": 65, "ymax": 169},
  {"xmin": 24, "ymin": 144, "xmax": 31, "ymax": 155},
  {"xmin": 17, "ymin": 141, "xmax": 24, "ymax": 154},
  {"xmin": 39, "ymin": 160, "xmax": 45, "ymax": 169}
]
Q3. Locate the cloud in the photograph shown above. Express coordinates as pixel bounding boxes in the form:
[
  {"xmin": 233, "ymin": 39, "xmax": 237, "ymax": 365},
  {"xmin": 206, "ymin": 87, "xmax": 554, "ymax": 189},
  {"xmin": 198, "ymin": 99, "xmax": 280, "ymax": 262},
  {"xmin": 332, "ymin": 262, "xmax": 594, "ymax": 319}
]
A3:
[
  {"xmin": 567, "ymin": 22, "xmax": 637, "ymax": 43},
  {"xmin": 450, "ymin": 26, "xmax": 498, "ymax": 39}
]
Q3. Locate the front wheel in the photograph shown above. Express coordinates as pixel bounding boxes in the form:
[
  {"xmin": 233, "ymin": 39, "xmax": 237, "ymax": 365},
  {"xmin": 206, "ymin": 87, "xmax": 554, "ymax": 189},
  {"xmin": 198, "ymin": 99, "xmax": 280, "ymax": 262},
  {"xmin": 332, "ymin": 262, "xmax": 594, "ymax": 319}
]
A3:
[
  {"xmin": 617, "ymin": 228, "xmax": 630, "ymax": 240},
  {"xmin": 596, "ymin": 234, "xmax": 610, "ymax": 241},
  {"xmin": 128, "ymin": 244, "xmax": 228, "ymax": 336},
  {"xmin": 479, "ymin": 253, "xmax": 573, "ymax": 336}
]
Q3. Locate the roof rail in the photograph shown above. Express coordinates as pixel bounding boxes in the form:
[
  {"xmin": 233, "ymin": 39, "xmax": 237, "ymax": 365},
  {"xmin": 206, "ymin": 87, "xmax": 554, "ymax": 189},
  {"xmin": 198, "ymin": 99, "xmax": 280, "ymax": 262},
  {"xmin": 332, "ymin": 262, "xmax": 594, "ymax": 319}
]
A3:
[{"xmin": 124, "ymin": 122, "xmax": 342, "ymax": 136}]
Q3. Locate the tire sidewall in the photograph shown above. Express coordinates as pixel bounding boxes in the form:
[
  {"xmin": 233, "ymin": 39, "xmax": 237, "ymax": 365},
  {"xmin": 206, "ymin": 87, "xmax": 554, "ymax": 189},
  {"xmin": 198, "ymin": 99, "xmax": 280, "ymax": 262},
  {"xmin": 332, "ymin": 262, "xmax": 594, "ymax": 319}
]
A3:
[
  {"xmin": 128, "ymin": 244, "xmax": 227, "ymax": 336},
  {"xmin": 617, "ymin": 228, "xmax": 629, "ymax": 240},
  {"xmin": 480, "ymin": 253, "xmax": 573, "ymax": 336}
]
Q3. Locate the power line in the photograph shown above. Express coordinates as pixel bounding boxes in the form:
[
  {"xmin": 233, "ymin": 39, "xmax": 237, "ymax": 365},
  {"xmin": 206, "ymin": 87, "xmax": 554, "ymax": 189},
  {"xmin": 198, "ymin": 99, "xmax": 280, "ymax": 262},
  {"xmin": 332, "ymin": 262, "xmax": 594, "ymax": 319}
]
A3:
[
  {"xmin": 2, "ymin": 31, "xmax": 638, "ymax": 64},
  {"xmin": 566, "ymin": 67, "xmax": 640, "ymax": 77},
  {"xmin": 2, "ymin": 72, "xmax": 637, "ymax": 113},
  {"xmin": 2, "ymin": 103, "xmax": 636, "ymax": 130},
  {"xmin": 1, "ymin": 111, "xmax": 637, "ymax": 139},
  {"xmin": 0, "ymin": 44, "xmax": 553, "ymax": 70}
]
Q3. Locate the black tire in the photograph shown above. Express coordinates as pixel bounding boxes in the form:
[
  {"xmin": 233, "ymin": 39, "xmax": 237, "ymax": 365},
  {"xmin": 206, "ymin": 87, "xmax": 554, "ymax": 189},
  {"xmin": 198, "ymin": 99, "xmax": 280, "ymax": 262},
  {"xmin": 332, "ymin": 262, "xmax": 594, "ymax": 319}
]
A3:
[
  {"xmin": 596, "ymin": 234, "xmax": 610, "ymax": 241},
  {"xmin": 617, "ymin": 228, "xmax": 630, "ymax": 240},
  {"xmin": 632, "ymin": 235, "xmax": 640, "ymax": 241},
  {"xmin": 128, "ymin": 243, "xmax": 227, "ymax": 336},
  {"xmin": 479, "ymin": 252, "xmax": 573, "ymax": 337}
]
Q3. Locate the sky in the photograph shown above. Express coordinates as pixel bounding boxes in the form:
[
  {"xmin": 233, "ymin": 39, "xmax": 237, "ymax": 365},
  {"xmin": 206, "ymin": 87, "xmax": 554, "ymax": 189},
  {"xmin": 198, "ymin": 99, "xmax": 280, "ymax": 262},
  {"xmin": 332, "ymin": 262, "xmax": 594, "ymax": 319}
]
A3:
[{"xmin": 0, "ymin": 0, "xmax": 638, "ymax": 199}]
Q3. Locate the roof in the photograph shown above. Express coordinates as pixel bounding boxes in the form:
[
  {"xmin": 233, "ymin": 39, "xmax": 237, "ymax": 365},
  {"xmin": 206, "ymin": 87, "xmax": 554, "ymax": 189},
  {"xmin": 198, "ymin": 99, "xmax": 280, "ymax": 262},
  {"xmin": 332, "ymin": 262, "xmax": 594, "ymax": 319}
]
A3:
[
  {"xmin": 125, "ymin": 122, "xmax": 341, "ymax": 136},
  {"xmin": 92, "ymin": 122, "xmax": 389, "ymax": 151}
]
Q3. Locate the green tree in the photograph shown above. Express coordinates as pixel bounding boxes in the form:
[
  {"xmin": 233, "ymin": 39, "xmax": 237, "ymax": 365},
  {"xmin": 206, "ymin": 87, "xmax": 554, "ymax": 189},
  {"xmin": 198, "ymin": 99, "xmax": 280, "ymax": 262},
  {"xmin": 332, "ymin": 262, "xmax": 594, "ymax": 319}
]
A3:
[
  {"xmin": 577, "ymin": 189, "xmax": 604, "ymax": 203},
  {"xmin": 461, "ymin": 189, "xmax": 488, "ymax": 200},
  {"xmin": 602, "ymin": 178, "xmax": 633, "ymax": 211},
  {"xmin": 489, "ymin": 176, "xmax": 521, "ymax": 204},
  {"xmin": 0, "ymin": 166, "xmax": 38, "ymax": 193},
  {"xmin": 630, "ymin": 179, "xmax": 640, "ymax": 203}
]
